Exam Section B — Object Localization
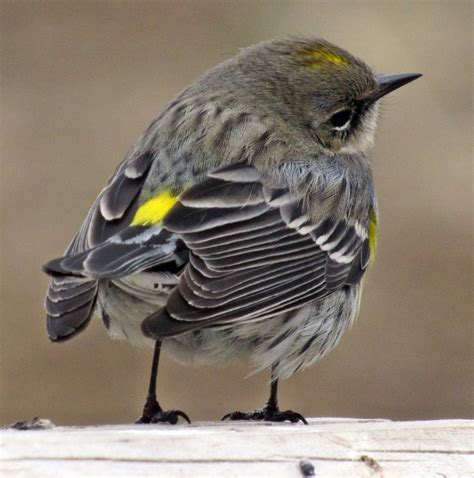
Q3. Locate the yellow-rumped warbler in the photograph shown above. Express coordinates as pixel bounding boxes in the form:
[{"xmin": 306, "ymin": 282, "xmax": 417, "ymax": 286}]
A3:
[{"xmin": 43, "ymin": 37, "xmax": 421, "ymax": 424}]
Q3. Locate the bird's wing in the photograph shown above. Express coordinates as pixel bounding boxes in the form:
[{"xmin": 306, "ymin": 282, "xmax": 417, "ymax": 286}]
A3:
[
  {"xmin": 68, "ymin": 150, "xmax": 156, "ymax": 254},
  {"xmin": 142, "ymin": 162, "xmax": 373, "ymax": 338},
  {"xmin": 43, "ymin": 150, "xmax": 188, "ymax": 280},
  {"xmin": 43, "ymin": 225, "xmax": 185, "ymax": 279},
  {"xmin": 43, "ymin": 149, "xmax": 182, "ymax": 341}
]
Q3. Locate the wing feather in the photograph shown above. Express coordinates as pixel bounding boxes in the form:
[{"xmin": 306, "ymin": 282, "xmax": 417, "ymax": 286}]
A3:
[
  {"xmin": 186, "ymin": 256, "xmax": 322, "ymax": 298},
  {"xmin": 142, "ymin": 161, "xmax": 372, "ymax": 338},
  {"xmin": 182, "ymin": 211, "xmax": 282, "ymax": 245}
]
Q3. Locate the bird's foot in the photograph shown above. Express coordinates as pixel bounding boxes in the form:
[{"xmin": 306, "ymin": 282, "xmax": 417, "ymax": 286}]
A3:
[
  {"xmin": 135, "ymin": 409, "xmax": 190, "ymax": 424},
  {"xmin": 135, "ymin": 398, "xmax": 190, "ymax": 424},
  {"xmin": 222, "ymin": 405, "xmax": 307, "ymax": 424}
]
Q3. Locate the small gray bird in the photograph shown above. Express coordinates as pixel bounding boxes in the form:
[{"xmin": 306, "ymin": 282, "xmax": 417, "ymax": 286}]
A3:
[{"xmin": 43, "ymin": 37, "xmax": 421, "ymax": 424}]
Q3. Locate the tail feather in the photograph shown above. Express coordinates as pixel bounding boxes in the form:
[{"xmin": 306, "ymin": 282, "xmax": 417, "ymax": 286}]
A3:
[{"xmin": 45, "ymin": 276, "xmax": 98, "ymax": 342}]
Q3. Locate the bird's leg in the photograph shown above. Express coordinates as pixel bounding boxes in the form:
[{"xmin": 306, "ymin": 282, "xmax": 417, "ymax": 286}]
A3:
[
  {"xmin": 264, "ymin": 377, "xmax": 280, "ymax": 414},
  {"xmin": 135, "ymin": 340, "xmax": 190, "ymax": 424},
  {"xmin": 222, "ymin": 367, "xmax": 307, "ymax": 424},
  {"xmin": 136, "ymin": 339, "xmax": 161, "ymax": 421}
]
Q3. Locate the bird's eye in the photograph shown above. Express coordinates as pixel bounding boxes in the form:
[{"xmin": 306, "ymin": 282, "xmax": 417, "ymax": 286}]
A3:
[{"xmin": 329, "ymin": 109, "xmax": 353, "ymax": 129}]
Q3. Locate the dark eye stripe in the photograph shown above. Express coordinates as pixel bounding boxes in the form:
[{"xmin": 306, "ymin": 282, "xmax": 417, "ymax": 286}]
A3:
[{"xmin": 350, "ymin": 100, "xmax": 372, "ymax": 131}]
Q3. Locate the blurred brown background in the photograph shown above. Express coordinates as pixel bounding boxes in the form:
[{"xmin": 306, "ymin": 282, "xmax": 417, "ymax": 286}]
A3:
[{"xmin": 1, "ymin": 1, "xmax": 472, "ymax": 426}]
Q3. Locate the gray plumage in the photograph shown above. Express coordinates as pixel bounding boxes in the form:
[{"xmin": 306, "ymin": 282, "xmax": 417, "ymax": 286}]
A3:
[{"xmin": 43, "ymin": 37, "xmax": 420, "ymax": 390}]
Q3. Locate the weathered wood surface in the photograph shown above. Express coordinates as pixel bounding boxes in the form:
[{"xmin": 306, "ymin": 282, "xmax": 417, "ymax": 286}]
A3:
[{"xmin": 1, "ymin": 418, "xmax": 472, "ymax": 477}]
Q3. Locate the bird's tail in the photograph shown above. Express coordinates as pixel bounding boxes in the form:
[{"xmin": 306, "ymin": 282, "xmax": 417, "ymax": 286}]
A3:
[{"xmin": 43, "ymin": 268, "xmax": 98, "ymax": 342}]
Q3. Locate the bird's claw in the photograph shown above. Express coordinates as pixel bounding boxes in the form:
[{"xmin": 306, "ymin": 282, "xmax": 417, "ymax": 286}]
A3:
[
  {"xmin": 136, "ymin": 399, "xmax": 191, "ymax": 425},
  {"xmin": 222, "ymin": 407, "xmax": 307, "ymax": 424},
  {"xmin": 136, "ymin": 409, "xmax": 191, "ymax": 424}
]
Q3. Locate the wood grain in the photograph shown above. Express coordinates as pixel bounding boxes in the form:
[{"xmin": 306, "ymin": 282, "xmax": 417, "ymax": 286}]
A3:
[{"xmin": 1, "ymin": 418, "xmax": 472, "ymax": 477}]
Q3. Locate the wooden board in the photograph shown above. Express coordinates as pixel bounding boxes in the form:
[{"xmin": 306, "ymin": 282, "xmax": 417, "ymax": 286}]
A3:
[{"xmin": 1, "ymin": 418, "xmax": 472, "ymax": 477}]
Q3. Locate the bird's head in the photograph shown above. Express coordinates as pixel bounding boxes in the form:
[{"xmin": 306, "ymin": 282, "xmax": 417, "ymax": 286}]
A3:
[{"xmin": 233, "ymin": 38, "xmax": 421, "ymax": 156}]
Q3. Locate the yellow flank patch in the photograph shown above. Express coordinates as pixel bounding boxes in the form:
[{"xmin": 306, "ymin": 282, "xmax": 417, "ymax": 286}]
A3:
[
  {"xmin": 368, "ymin": 207, "xmax": 378, "ymax": 261},
  {"xmin": 131, "ymin": 190, "xmax": 179, "ymax": 226},
  {"xmin": 300, "ymin": 48, "xmax": 348, "ymax": 68}
]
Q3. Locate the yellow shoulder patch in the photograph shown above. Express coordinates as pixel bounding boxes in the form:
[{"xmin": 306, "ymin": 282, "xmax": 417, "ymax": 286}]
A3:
[
  {"xmin": 300, "ymin": 48, "xmax": 348, "ymax": 68},
  {"xmin": 131, "ymin": 190, "xmax": 179, "ymax": 226},
  {"xmin": 368, "ymin": 207, "xmax": 378, "ymax": 260}
]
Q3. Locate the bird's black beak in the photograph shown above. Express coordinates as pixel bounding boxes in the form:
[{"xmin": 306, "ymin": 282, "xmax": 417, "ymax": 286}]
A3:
[{"xmin": 372, "ymin": 73, "xmax": 422, "ymax": 102}]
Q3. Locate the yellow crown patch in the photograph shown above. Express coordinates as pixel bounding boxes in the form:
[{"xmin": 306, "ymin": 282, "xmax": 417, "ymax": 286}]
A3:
[{"xmin": 300, "ymin": 48, "xmax": 348, "ymax": 69}]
